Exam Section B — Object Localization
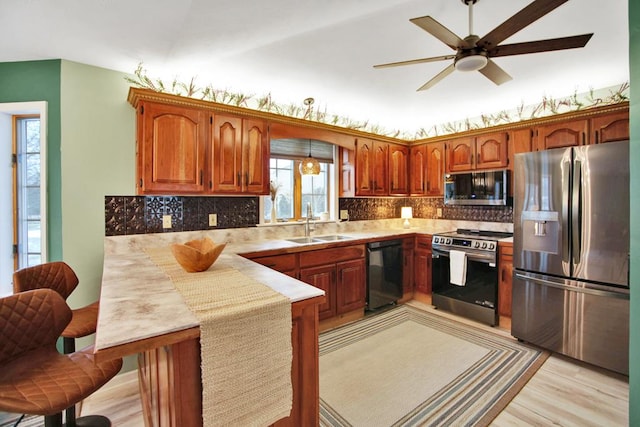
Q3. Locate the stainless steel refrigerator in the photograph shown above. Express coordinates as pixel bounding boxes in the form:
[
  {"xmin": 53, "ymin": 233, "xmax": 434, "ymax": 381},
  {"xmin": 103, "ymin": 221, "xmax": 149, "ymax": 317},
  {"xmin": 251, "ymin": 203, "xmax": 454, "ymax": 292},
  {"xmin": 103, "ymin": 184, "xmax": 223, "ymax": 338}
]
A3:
[{"xmin": 512, "ymin": 140, "xmax": 629, "ymax": 375}]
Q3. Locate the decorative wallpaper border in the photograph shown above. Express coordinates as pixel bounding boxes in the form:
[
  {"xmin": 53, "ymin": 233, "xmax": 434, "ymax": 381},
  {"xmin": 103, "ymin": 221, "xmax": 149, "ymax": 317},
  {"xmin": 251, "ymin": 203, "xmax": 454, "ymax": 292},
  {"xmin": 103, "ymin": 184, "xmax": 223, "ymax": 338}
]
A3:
[{"xmin": 126, "ymin": 64, "xmax": 629, "ymax": 141}]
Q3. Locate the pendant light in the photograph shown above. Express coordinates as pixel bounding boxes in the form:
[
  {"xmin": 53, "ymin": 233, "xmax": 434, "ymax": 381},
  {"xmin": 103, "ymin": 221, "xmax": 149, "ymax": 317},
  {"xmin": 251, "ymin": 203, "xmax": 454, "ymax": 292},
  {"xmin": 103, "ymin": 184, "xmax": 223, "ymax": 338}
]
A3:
[{"xmin": 300, "ymin": 139, "xmax": 321, "ymax": 175}]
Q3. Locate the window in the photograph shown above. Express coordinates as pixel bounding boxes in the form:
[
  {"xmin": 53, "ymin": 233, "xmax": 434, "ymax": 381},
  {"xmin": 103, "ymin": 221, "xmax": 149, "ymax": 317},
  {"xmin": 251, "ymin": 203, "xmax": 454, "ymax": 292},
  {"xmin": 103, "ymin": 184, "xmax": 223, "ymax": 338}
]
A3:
[
  {"xmin": 265, "ymin": 159, "xmax": 329, "ymax": 222},
  {"xmin": 15, "ymin": 116, "xmax": 42, "ymax": 268}
]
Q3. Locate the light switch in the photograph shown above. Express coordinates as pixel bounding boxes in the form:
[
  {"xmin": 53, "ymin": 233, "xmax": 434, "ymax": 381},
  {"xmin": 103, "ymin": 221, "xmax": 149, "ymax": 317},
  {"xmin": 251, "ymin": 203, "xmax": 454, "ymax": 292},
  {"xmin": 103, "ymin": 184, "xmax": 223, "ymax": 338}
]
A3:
[
  {"xmin": 339, "ymin": 210, "xmax": 349, "ymax": 220},
  {"xmin": 162, "ymin": 215, "xmax": 172, "ymax": 229},
  {"xmin": 208, "ymin": 213, "xmax": 217, "ymax": 227},
  {"xmin": 436, "ymin": 208, "xmax": 443, "ymax": 218}
]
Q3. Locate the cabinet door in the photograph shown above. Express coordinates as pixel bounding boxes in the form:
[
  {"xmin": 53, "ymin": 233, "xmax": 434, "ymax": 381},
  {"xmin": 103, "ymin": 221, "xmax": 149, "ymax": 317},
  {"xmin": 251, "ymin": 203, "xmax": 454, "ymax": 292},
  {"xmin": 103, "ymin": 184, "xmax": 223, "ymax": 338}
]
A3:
[
  {"xmin": 339, "ymin": 147, "xmax": 355, "ymax": 197},
  {"xmin": 389, "ymin": 144, "xmax": 409, "ymax": 195},
  {"xmin": 138, "ymin": 102, "xmax": 207, "ymax": 194},
  {"xmin": 536, "ymin": 119, "xmax": 588, "ymax": 150},
  {"xmin": 591, "ymin": 111, "xmax": 629, "ymax": 144},
  {"xmin": 498, "ymin": 243, "xmax": 514, "ymax": 318},
  {"xmin": 355, "ymin": 139, "xmax": 374, "ymax": 196},
  {"xmin": 414, "ymin": 236, "xmax": 432, "ymax": 294},
  {"xmin": 508, "ymin": 128, "xmax": 533, "ymax": 196},
  {"xmin": 300, "ymin": 264, "xmax": 336, "ymax": 320},
  {"xmin": 446, "ymin": 137, "xmax": 474, "ymax": 172},
  {"xmin": 426, "ymin": 142, "xmax": 444, "ymax": 196},
  {"xmin": 211, "ymin": 114, "xmax": 242, "ymax": 192},
  {"xmin": 409, "ymin": 145, "xmax": 426, "ymax": 195},
  {"xmin": 336, "ymin": 258, "xmax": 366, "ymax": 314},
  {"xmin": 475, "ymin": 132, "xmax": 508, "ymax": 169},
  {"xmin": 242, "ymin": 118, "xmax": 269, "ymax": 194},
  {"xmin": 372, "ymin": 141, "xmax": 389, "ymax": 195}
]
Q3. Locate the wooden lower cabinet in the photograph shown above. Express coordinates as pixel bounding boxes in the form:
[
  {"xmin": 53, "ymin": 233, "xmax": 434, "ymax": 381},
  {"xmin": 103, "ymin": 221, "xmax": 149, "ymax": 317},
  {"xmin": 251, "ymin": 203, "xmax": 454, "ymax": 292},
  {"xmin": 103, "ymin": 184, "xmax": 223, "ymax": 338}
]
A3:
[
  {"xmin": 414, "ymin": 235, "xmax": 432, "ymax": 294},
  {"xmin": 250, "ymin": 253, "xmax": 299, "ymax": 278},
  {"xmin": 299, "ymin": 245, "xmax": 366, "ymax": 321},
  {"xmin": 401, "ymin": 238, "xmax": 415, "ymax": 300},
  {"xmin": 498, "ymin": 241, "xmax": 514, "ymax": 318},
  {"xmin": 137, "ymin": 297, "xmax": 323, "ymax": 427}
]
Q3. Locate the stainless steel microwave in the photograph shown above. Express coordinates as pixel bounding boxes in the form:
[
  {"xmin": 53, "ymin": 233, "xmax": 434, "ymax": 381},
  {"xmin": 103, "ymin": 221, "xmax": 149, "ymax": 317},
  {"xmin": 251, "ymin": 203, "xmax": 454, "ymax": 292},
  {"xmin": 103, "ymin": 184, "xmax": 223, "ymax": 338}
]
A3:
[{"xmin": 444, "ymin": 169, "xmax": 507, "ymax": 206}]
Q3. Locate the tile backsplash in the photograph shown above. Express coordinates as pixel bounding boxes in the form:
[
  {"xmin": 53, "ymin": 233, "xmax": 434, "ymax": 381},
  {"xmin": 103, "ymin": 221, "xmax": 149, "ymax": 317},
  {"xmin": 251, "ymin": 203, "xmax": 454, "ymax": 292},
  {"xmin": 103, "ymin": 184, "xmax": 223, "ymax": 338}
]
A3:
[{"xmin": 105, "ymin": 195, "xmax": 512, "ymax": 236}]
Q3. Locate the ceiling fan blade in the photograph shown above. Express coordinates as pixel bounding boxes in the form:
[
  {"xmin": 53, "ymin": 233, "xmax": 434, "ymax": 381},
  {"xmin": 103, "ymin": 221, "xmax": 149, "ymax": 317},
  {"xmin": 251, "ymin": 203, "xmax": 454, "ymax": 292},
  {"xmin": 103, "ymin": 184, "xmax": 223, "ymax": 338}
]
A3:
[
  {"xmin": 417, "ymin": 64, "xmax": 456, "ymax": 91},
  {"xmin": 477, "ymin": 0, "xmax": 569, "ymax": 49},
  {"xmin": 410, "ymin": 16, "xmax": 466, "ymax": 50},
  {"xmin": 478, "ymin": 59, "xmax": 512, "ymax": 86},
  {"xmin": 489, "ymin": 33, "xmax": 593, "ymax": 57},
  {"xmin": 374, "ymin": 54, "xmax": 456, "ymax": 69}
]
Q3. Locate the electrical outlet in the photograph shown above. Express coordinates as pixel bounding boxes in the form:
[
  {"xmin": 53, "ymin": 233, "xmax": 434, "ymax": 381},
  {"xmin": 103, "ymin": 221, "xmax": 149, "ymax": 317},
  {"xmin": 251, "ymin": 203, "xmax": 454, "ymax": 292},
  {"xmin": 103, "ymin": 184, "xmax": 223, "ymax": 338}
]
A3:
[
  {"xmin": 208, "ymin": 213, "xmax": 217, "ymax": 227},
  {"xmin": 339, "ymin": 210, "xmax": 349, "ymax": 220},
  {"xmin": 436, "ymin": 208, "xmax": 443, "ymax": 218},
  {"xmin": 162, "ymin": 215, "xmax": 172, "ymax": 229}
]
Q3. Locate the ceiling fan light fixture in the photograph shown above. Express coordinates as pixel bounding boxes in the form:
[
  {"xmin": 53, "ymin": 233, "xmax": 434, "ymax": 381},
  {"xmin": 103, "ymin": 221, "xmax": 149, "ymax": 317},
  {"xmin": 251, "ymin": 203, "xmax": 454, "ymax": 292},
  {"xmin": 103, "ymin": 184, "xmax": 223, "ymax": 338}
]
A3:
[{"xmin": 454, "ymin": 54, "xmax": 488, "ymax": 72}]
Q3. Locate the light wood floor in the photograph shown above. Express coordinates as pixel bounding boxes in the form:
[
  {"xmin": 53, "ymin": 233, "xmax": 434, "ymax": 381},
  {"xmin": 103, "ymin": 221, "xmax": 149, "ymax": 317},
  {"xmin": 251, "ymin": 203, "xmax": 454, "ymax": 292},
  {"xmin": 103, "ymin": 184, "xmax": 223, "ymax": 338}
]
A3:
[{"xmin": 3, "ymin": 303, "xmax": 630, "ymax": 426}]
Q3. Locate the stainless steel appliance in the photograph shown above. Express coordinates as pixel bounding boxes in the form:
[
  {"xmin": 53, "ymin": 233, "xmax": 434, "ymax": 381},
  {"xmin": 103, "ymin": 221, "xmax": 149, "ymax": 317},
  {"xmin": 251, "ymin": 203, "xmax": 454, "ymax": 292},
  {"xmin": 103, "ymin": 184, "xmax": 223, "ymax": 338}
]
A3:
[
  {"xmin": 367, "ymin": 240, "xmax": 403, "ymax": 310},
  {"xmin": 432, "ymin": 229, "xmax": 512, "ymax": 326},
  {"xmin": 444, "ymin": 169, "xmax": 507, "ymax": 206},
  {"xmin": 512, "ymin": 140, "xmax": 630, "ymax": 375}
]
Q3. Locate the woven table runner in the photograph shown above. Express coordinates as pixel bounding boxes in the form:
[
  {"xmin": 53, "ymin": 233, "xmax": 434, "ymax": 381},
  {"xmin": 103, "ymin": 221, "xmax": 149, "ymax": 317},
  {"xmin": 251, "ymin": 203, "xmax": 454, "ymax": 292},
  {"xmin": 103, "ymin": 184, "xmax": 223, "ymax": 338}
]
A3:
[{"xmin": 145, "ymin": 247, "xmax": 292, "ymax": 426}]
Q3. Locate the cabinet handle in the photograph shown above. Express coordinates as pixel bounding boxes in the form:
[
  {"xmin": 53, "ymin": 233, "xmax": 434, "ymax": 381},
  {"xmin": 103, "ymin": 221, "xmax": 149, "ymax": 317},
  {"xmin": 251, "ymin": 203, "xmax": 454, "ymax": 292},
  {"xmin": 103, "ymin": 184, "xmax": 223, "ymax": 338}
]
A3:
[
  {"xmin": 477, "ymin": 153, "xmax": 481, "ymax": 163},
  {"xmin": 245, "ymin": 172, "xmax": 249, "ymax": 185},
  {"xmin": 237, "ymin": 172, "xmax": 241, "ymax": 184},
  {"xmin": 200, "ymin": 170, "xmax": 203, "ymax": 185},
  {"xmin": 582, "ymin": 132, "xmax": 586, "ymax": 145},
  {"xmin": 369, "ymin": 180, "xmax": 373, "ymax": 190},
  {"xmin": 595, "ymin": 131, "xmax": 599, "ymax": 144}
]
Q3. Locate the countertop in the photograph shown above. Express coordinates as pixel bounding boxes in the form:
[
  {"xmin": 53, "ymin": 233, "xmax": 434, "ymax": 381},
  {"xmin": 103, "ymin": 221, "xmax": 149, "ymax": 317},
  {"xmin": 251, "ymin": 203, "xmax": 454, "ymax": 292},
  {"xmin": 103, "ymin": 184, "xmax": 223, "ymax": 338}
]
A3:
[{"xmin": 95, "ymin": 220, "xmax": 513, "ymax": 359}]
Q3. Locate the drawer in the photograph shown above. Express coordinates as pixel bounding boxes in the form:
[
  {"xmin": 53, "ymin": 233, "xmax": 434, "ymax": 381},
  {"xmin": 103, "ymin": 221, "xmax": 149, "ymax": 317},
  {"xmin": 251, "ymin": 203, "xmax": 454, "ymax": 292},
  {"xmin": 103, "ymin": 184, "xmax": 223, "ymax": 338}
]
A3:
[
  {"xmin": 299, "ymin": 245, "xmax": 365, "ymax": 268},
  {"xmin": 415, "ymin": 235, "xmax": 432, "ymax": 251},
  {"xmin": 251, "ymin": 254, "xmax": 297, "ymax": 272}
]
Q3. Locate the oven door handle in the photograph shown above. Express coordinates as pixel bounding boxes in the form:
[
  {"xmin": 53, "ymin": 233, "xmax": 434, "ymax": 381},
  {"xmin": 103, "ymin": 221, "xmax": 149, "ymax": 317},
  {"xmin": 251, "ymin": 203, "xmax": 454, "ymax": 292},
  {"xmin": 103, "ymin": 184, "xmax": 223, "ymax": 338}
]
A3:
[{"xmin": 432, "ymin": 248, "xmax": 496, "ymax": 266}]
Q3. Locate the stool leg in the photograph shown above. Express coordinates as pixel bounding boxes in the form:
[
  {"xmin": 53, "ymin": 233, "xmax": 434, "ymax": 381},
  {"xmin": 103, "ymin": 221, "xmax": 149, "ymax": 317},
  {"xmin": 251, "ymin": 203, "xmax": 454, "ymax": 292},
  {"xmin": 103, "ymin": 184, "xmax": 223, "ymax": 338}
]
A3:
[
  {"xmin": 62, "ymin": 337, "xmax": 77, "ymax": 426},
  {"xmin": 44, "ymin": 412, "xmax": 62, "ymax": 427}
]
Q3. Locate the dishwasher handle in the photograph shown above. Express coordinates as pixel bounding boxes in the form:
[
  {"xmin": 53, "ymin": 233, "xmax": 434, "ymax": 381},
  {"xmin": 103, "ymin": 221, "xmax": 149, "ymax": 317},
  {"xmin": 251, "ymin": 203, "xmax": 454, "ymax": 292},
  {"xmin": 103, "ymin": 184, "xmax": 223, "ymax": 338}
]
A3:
[{"xmin": 367, "ymin": 239, "xmax": 403, "ymax": 250}]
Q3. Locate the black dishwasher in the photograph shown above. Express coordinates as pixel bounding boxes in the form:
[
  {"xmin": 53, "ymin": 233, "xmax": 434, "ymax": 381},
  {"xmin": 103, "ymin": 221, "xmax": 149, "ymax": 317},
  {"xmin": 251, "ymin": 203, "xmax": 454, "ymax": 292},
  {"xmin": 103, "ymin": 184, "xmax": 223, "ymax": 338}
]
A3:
[{"xmin": 366, "ymin": 240, "xmax": 403, "ymax": 310}]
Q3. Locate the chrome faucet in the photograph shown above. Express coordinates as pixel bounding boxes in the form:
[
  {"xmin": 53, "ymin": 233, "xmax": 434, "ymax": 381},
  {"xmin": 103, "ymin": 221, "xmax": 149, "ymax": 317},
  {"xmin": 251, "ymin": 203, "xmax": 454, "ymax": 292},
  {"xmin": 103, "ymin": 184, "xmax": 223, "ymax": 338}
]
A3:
[{"xmin": 305, "ymin": 202, "xmax": 314, "ymax": 237}]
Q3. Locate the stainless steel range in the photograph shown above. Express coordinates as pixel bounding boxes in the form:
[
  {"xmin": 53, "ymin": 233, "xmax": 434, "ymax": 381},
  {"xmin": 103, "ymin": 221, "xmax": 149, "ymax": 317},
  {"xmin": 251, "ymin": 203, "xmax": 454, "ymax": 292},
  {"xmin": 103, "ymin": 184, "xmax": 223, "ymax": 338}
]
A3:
[{"xmin": 431, "ymin": 229, "xmax": 512, "ymax": 326}]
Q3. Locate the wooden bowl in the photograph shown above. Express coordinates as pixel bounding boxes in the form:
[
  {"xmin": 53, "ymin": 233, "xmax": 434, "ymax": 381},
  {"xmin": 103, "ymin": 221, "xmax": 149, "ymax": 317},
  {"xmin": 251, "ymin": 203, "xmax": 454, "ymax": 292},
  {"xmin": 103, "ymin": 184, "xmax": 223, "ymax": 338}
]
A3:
[{"xmin": 171, "ymin": 238, "xmax": 226, "ymax": 272}]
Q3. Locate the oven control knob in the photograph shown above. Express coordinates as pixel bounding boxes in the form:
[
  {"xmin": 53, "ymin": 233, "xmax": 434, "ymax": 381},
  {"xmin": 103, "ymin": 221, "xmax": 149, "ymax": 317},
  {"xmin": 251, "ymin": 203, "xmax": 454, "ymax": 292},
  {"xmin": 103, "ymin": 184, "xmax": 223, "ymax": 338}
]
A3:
[
  {"xmin": 489, "ymin": 243, "xmax": 495, "ymax": 250},
  {"xmin": 433, "ymin": 237, "xmax": 439, "ymax": 243},
  {"xmin": 481, "ymin": 242, "xmax": 487, "ymax": 249},
  {"xmin": 473, "ymin": 241, "xmax": 480, "ymax": 248},
  {"xmin": 446, "ymin": 238, "xmax": 452, "ymax": 245}
]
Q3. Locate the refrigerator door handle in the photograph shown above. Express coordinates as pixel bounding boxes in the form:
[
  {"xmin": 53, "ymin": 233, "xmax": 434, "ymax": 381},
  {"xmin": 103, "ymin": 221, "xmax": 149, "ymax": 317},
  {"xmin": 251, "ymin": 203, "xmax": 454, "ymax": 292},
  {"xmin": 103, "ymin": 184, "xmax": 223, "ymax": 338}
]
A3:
[
  {"xmin": 514, "ymin": 272, "xmax": 629, "ymax": 300},
  {"xmin": 561, "ymin": 159, "xmax": 571, "ymax": 263},
  {"xmin": 572, "ymin": 160, "xmax": 583, "ymax": 266}
]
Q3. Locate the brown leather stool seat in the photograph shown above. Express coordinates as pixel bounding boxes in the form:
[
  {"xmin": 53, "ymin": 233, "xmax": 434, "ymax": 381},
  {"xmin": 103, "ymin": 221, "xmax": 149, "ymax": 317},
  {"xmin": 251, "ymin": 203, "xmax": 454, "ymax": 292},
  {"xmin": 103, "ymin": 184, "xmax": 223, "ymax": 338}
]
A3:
[
  {"xmin": 13, "ymin": 262, "xmax": 99, "ymax": 353},
  {"xmin": 0, "ymin": 289, "xmax": 122, "ymax": 426}
]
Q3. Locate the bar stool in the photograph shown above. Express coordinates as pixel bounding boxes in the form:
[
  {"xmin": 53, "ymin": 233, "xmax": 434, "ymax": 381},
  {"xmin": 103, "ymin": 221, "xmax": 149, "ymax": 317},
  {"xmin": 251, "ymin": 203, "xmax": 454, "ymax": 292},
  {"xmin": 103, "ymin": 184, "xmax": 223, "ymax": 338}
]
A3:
[
  {"xmin": 12, "ymin": 262, "xmax": 99, "ymax": 354},
  {"xmin": 12, "ymin": 262, "xmax": 101, "ymax": 424},
  {"xmin": 0, "ymin": 288, "xmax": 123, "ymax": 426}
]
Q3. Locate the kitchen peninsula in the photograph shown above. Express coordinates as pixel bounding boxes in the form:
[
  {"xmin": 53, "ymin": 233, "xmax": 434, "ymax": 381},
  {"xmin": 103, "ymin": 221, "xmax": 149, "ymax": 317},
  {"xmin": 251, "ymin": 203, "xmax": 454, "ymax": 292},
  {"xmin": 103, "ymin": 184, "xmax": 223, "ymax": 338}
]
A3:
[{"xmin": 95, "ymin": 234, "xmax": 325, "ymax": 427}]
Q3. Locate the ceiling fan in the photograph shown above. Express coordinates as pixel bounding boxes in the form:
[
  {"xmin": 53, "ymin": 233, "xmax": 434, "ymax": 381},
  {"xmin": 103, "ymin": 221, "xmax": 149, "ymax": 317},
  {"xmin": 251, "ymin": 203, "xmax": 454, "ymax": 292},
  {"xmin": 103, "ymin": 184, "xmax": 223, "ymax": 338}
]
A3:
[{"xmin": 374, "ymin": 0, "xmax": 593, "ymax": 91}]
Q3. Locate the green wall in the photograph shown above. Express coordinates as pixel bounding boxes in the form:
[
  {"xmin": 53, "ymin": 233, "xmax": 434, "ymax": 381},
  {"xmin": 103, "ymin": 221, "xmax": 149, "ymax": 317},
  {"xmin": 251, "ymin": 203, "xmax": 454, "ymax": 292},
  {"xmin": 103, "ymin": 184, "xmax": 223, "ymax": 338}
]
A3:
[
  {"xmin": 629, "ymin": 0, "xmax": 639, "ymax": 423},
  {"xmin": 0, "ymin": 60, "xmax": 63, "ymax": 261}
]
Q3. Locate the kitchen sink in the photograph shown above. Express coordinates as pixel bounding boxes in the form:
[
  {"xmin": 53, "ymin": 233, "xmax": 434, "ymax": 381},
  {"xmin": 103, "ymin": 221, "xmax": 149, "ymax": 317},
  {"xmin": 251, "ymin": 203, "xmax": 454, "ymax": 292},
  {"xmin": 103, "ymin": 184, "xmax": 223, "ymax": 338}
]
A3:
[
  {"xmin": 285, "ymin": 237, "xmax": 323, "ymax": 244},
  {"xmin": 314, "ymin": 235, "xmax": 353, "ymax": 241}
]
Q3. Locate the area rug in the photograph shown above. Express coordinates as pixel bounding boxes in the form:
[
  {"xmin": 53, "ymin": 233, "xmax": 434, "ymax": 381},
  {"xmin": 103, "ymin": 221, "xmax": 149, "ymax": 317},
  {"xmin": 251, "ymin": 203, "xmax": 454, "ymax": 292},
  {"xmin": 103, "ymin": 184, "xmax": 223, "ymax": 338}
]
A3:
[
  {"xmin": 0, "ymin": 413, "xmax": 42, "ymax": 427},
  {"xmin": 319, "ymin": 305, "xmax": 548, "ymax": 427}
]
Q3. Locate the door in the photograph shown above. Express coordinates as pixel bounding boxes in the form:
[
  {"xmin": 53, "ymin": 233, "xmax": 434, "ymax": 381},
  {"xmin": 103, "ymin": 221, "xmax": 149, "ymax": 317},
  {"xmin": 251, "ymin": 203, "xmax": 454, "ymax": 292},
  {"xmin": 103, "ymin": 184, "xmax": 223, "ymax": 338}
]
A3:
[
  {"xmin": 446, "ymin": 137, "xmax": 474, "ymax": 172},
  {"xmin": 425, "ymin": 142, "xmax": 444, "ymax": 196},
  {"xmin": 513, "ymin": 147, "xmax": 570, "ymax": 277},
  {"xmin": 409, "ymin": 145, "xmax": 426, "ymax": 195},
  {"xmin": 388, "ymin": 144, "xmax": 408, "ymax": 195},
  {"xmin": 300, "ymin": 264, "xmax": 335, "ymax": 320},
  {"xmin": 212, "ymin": 114, "xmax": 242, "ymax": 192},
  {"xmin": 572, "ymin": 141, "xmax": 629, "ymax": 286},
  {"xmin": 512, "ymin": 271, "xmax": 629, "ymax": 375},
  {"xmin": 336, "ymin": 258, "xmax": 366, "ymax": 314},
  {"xmin": 242, "ymin": 118, "xmax": 269, "ymax": 194}
]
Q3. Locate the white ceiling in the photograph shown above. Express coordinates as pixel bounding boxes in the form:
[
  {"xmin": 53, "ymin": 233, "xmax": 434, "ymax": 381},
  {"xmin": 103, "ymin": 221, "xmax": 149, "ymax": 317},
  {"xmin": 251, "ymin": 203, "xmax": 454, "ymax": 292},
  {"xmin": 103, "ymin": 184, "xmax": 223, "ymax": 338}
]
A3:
[{"xmin": 0, "ymin": 0, "xmax": 629, "ymax": 135}]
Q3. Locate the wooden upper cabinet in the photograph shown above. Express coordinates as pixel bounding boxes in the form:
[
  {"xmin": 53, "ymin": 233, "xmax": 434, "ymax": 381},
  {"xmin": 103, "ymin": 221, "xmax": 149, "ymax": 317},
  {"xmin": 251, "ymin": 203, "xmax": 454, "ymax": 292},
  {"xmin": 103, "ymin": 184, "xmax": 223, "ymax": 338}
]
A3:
[
  {"xmin": 475, "ymin": 132, "xmax": 508, "ymax": 169},
  {"xmin": 242, "ymin": 118, "xmax": 269, "ymax": 194},
  {"xmin": 339, "ymin": 147, "xmax": 355, "ymax": 197},
  {"xmin": 409, "ymin": 144, "xmax": 427, "ymax": 195},
  {"xmin": 425, "ymin": 142, "xmax": 444, "ymax": 196},
  {"xmin": 446, "ymin": 137, "xmax": 474, "ymax": 172},
  {"xmin": 211, "ymin": 114, "xmax": 269, "ymax": 194},
  {"xmin": 211, "ymin": 114, "xmax": 242, "ymax": 192},
  {"xmin": 446, "ymin": 133, "xmax": 508, "ymax": 172},
  {"xmin": 591, "ymin": 111, "xmax": 629, "ymax": 144},
  {"xmin": 535, "ymin": 118, "xmax": 588, "ymax": 150},
  {"xmin": 137, "ymin": 101, "xmax": 207, "ymax": 194},
  {"xmin": 355, "ymin": 138, "xmax": 388, "ymax": 196},
  {"xmin": 389, "ymin": 143, "xmax": 409, "ymax": 195}
]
